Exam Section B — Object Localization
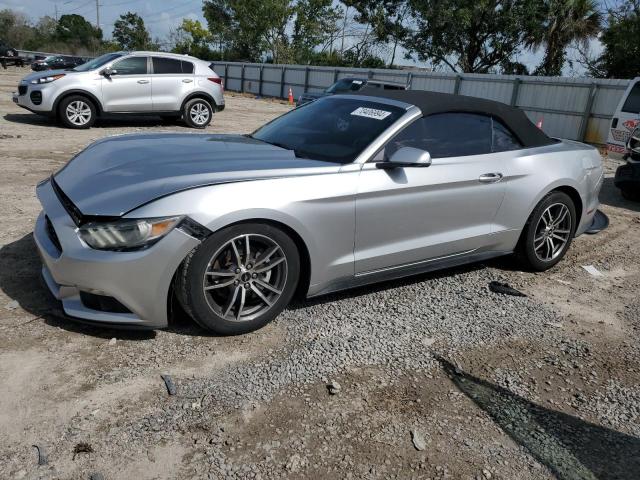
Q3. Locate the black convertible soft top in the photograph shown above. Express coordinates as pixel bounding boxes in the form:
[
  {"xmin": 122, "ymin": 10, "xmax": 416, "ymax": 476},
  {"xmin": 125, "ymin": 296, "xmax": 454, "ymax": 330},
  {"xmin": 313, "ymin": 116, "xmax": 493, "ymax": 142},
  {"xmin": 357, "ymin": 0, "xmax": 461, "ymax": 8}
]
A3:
[{"xmin": 354, "ymin": 88, "xmax": 557, "ymax": 148}]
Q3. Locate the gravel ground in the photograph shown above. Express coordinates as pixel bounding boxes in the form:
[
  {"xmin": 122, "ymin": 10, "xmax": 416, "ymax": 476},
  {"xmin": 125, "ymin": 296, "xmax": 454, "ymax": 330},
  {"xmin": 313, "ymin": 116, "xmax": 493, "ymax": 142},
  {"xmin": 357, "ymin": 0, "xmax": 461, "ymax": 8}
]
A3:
[{"xmin": 0, "ymin": 66, "xmax": 639, "ymax": 479}]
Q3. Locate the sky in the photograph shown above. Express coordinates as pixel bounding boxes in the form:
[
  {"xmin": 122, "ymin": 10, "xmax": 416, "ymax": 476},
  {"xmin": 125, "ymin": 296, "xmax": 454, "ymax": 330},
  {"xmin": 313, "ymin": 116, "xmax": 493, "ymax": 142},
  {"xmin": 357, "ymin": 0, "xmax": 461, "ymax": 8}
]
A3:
[
  {"xmin": 0, "ymin": 0, "xmax": 603, "ymax": 75},
  {"xmin": 0, "ymin": 0, "xmax": 207, "ymax": 42}
]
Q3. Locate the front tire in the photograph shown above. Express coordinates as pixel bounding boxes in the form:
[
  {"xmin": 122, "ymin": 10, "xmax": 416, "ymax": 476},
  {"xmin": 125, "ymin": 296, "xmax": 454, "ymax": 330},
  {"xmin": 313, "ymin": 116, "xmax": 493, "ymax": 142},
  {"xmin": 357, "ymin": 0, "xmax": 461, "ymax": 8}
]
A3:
[
  {"xmin": 58, "ymin": 95, "xmax": 96, "ymax": 129},
  {"xmin": 516, "ymin": 191, "xmax": 576, "ymax": 271},
  {"xmin": 183, "ymin": 98, "xmax": 213, "ymax": 129},
  {"xmin": 177, "ymin": 223, "xmax": 300, "ymax": 335}
]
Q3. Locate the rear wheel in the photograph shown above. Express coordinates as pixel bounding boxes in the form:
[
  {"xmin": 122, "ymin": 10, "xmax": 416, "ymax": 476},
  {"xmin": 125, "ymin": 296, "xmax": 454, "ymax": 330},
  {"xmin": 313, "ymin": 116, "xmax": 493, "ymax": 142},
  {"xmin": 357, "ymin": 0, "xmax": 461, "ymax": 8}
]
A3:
[
  {"xmin": 516, "ymin": 191, "xmax": 576, "ymax": 271},
  {"xmin": 183, "ymin": 98, "xmax": 213, "ymax": 129},
  {"xmin": 177, "ymin": 223, "xmax": 300, "ymax": 335},
  {"xmin": 58, "ymin": 95, "xmax": 96, "ymax": 129}
]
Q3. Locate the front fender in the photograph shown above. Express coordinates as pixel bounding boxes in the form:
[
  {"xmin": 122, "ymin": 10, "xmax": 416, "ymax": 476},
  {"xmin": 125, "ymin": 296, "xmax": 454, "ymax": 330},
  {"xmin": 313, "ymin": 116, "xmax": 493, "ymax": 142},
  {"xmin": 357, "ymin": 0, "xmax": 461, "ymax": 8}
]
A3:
[{"xmin": 127, "ymin": 172, "xmax": 359, "ymax": 295}]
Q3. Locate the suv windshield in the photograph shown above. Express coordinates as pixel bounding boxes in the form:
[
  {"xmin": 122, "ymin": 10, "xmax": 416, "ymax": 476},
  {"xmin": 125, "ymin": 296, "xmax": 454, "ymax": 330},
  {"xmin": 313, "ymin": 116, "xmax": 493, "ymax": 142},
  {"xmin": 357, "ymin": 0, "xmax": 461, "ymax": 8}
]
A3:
[
  {"xmin": 251, "ymin": 96, "xmax": 406, "ymax": 164},
  {"xmin": 326, "ymin": 79, "xmax": 366, "ymax": 94},
  {"xmin": 71, "ymin": 52, "xmax": 123, "ymax": 72}
]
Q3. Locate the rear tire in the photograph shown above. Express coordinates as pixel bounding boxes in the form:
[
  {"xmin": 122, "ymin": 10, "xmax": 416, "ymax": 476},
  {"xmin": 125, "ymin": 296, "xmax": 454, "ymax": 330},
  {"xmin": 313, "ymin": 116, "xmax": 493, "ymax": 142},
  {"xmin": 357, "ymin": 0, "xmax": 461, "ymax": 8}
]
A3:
[
  {"xmin": 58, "ymin": 95, "xmax": 96, "ymax": 129},
  {"xmin": 183, "ymin": 98, "xmax": 213, "ymax": 129},
  {"xmin": 176, "ymin": 223, "xmax": 300, "ymax": 335},
  {"xmin": 516, "ymin": 191, "xmax": 576, "ymax": 271}
]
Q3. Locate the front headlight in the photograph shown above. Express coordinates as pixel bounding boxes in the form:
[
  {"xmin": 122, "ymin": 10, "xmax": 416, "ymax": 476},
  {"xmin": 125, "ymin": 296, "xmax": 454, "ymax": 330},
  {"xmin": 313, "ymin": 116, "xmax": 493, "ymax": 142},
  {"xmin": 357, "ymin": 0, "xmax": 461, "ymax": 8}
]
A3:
[
  {"xmin": 78, "ymin": 216, "xmax": 182, "ymax": 251},
  {"xmin": 31, "ymin": 74, "xmax": 65, "ymax": 84}
]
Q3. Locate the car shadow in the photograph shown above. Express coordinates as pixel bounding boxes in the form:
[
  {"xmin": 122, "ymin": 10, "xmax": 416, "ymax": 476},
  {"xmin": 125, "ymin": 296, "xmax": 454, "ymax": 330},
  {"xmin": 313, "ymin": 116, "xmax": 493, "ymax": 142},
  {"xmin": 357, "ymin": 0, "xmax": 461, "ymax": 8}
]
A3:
[
  {"xmin": 288, "ymin": 261, "xmax": 489, "ymax": 310},
  {"xmin": 599, "ymin": 177, "xmax": 640, "ymax": 213},
  {"xmin": 3, "ymin": 113, "xmax": 188, "ymax": 130},
  {"xmin": 435, "ymin": 355, "xmax": 640, "ymax": 480},
  {"xmin": 0, "ymin": 233, "xmax": 157, "ymax": 340},
  {"xmin": 2, "ymin": 233, "xmax": 505, "ymax": 338}
]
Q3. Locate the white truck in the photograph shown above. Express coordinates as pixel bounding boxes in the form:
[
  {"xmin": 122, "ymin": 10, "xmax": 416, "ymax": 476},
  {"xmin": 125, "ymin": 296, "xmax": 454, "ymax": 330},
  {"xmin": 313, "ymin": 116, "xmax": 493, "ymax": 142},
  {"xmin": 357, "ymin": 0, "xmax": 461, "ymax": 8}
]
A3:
[{"xmin": 607, "ymin": 77, "xmax": 640, "ymax": 159}]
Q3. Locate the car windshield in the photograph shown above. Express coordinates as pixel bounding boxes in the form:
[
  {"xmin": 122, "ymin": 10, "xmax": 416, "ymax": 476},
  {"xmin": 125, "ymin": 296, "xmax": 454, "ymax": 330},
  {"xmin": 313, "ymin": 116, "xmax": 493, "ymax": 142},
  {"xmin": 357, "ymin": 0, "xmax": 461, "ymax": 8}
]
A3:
[
  {"xmin": 326, "ymin": 79, "xmax": 366, "ymax": 94},
  {"xmin": 71, "ymin": 52, "xmax": 123, "ymax": 72},
  {"xmin": 43, "ymin": 56, "xmax": 56, "ymax": 62},
  {"xmin": 251, "ymin": 97, "xmax": 406, "ymax": 164}
]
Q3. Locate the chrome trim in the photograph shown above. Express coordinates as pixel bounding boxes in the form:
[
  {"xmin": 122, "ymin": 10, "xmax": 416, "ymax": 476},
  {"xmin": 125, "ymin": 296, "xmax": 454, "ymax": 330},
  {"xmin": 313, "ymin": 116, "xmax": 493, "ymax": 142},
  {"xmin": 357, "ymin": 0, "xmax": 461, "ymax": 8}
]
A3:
[{"xmin": 355, "ymin": 248, "xmax": 477, "ymax": 277}]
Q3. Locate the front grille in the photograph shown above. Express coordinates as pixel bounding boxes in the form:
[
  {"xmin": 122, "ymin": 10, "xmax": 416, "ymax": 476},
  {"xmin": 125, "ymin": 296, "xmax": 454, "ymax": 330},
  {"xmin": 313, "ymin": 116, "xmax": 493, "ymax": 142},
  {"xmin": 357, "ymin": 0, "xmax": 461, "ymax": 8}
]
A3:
[
  {"xmin": 45, "ymin": 215, "xmax": 62, "ymax": 252},
  {"xmin": 30, "ymin": 91, "xmax": 42, "ymax": 105},
  {"xmin": 51, "ymin": 177, "xmax": 84, "ymax": 225},
  {"xmin": 18, "ymin": 85, "xmax": 27, "ymax": 95},
  {"xmin": 80, "ymin": 292, "xmax": 132, "ymax": 314}
]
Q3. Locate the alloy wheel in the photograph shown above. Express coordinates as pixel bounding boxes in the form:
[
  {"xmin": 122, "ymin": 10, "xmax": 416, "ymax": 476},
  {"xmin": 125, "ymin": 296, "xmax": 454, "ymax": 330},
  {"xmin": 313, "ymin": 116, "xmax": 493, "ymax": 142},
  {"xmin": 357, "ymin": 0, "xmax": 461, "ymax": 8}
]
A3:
[
  {"xmin": 201, "ymin": 234, "xmax": 288, "ymax": 322},
  {"xmin": 190, "ymin": 102, "xmax": 210, "ymax": 126},
  {"xmin": 65, "ymin": 100, "xmax": 92, "ymax": 126},
  {"xmin": 533, "ymin": 202, "xmax": 572, "ymax": 262}
]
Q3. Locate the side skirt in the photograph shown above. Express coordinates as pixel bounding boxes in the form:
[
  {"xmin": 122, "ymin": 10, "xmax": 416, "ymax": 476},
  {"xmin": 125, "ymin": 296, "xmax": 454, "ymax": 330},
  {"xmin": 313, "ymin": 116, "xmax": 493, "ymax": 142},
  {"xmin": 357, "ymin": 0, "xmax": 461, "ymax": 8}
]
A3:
[{"xmin": 307, "ymin": 250, "xmax": 512, "ymax": 299}]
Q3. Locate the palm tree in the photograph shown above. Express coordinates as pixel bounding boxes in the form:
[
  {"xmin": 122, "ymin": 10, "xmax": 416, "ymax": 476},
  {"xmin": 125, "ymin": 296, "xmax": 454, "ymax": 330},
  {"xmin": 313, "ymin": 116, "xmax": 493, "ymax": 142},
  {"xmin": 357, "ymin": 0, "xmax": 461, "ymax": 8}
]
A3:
[{"xmin": 530, "ymin": 0, "xmax": 602, "ymax": 76}]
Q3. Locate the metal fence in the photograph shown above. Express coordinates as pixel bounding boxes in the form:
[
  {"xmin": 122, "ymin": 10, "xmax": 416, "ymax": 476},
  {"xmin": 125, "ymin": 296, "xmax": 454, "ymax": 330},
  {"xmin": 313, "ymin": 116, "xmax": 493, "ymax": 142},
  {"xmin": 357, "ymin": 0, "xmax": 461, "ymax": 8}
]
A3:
[{"xmin": 211, "ymin": 61, "xmax": 630, "ymax": 145}]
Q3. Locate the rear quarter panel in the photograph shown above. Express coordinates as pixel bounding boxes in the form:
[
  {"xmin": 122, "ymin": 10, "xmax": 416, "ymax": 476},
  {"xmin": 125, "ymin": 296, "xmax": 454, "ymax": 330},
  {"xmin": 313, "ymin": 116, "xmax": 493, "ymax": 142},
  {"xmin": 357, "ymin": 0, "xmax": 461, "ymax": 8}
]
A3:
[{"xmin": 493, "ymin": 140, "xmax": 602, "ymax": 250}]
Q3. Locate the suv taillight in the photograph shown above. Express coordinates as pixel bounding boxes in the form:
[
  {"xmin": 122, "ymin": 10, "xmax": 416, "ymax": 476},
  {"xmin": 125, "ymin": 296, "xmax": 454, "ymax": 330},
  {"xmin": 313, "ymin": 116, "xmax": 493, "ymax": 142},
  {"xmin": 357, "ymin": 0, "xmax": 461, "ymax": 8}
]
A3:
[{"xmin": 207, "ymin": 77, "xmax": 223, "ymax": 92}]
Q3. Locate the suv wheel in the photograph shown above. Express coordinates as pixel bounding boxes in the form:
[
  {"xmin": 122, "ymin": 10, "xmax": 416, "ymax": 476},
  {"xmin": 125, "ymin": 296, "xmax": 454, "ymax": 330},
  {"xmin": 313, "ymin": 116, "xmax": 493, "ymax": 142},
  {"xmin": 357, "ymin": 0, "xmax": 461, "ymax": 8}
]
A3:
[
  {"xmin": 59, "ymin": 95, "xmax": 96, "ymax": 129},
  {"xmin": 183, "ymin": 98, "xmax": 213, "ymax": 129}
]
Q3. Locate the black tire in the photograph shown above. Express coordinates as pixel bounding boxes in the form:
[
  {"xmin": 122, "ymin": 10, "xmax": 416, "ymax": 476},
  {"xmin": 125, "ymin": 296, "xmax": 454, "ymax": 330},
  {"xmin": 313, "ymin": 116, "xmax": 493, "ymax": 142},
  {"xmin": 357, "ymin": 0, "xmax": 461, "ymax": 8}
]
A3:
[
  {"xmin": 516, "ymin": 191, "xmax": 576, "ymax": 271},
  {"xmin": 182, "ymin": 97, "xmax": 213, "ymax": 129},
  {"xmin": 176, "ymin": 223, "xmax": 300, "ymax": 335},
  {"xmin": 621, "ymin": 187, "xmax": 640, "ymax": 202},
  {"xmin": 58, "ymin": 95, "xmax": 96, "ymax": 129}
]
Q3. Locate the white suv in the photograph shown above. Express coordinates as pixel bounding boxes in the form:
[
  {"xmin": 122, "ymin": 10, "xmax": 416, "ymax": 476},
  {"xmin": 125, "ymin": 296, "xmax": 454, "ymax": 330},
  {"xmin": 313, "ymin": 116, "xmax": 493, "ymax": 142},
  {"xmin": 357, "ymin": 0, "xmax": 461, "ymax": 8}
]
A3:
[{"xmin": 12, "ymin": 51, "xmax": 225, "ymax": 129}]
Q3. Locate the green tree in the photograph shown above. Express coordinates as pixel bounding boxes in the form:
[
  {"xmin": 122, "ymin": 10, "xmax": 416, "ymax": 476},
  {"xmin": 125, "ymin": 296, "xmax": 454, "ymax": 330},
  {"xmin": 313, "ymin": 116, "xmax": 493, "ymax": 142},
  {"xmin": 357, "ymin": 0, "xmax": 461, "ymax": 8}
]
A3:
[
  {"xmin": 55, "ymin": 14, "xmax": 102, "ymax": 46},
  {"xmin": 291, "ymin": 0, "xmax": 342, "ymax": 63},
  {"xmin": 0, "ymin": 9, "xmax": 36, "ymax": 48},
  {"xmin": 202, "ymin": 0, "xmax": 234, "ymax": 57},
  {"xmin": 344, "ymin": 0, "xmax": 410, "ymax": 67},
  {"xmin": 112, "ymin": 12, "xmax": 153, "ymax": 50},
  {"xmin": 530, "ymin": 0, "xmax": 602, "ymax": 76},
  {"xmin": 171, "ymin": 19, "xmax": 215, "ymax": 59},
  {"xmin": 203, "ymin": 0, "xmax": 292, "ymax": 62},
  {"xmin": 404, "ymin": 0, "xmax": 540, "ymax": 73},
  {"xmin": 590, "ymin": 0, "xmax": 640, "ymax": 78}
]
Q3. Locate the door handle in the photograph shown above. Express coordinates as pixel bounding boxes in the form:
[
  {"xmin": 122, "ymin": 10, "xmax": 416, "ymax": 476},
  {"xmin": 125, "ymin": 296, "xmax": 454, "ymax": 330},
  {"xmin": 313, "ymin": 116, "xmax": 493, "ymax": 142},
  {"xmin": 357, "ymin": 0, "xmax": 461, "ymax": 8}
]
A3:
[
  {"xmin": 182, "ymin": 79, "xmax": 193, "ymax": 83},
  {"xmin": 137, "ymin": 79, "xmax": 149, "ymax": 84},
  {"xmin": 479, "ymin": 173, "xmax": 503, "ymax": 183}
]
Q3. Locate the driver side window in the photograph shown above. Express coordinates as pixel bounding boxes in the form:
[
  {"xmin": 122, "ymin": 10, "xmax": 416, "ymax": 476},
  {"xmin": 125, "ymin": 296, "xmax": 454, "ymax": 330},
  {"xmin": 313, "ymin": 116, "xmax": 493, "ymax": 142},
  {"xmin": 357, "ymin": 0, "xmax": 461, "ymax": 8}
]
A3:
[
  {"xmin": 112, "ymin": 57, "xmax": 148, "ymax": 75},
  {"xmin": 374, "ymin": 112, "xmax": 493, "ymax": 161}
]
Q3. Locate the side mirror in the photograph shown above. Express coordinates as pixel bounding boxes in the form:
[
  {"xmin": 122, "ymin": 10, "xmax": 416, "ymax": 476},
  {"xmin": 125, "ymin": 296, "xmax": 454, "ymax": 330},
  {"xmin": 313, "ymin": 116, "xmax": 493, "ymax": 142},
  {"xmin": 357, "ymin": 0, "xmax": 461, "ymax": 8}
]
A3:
[
  {"xmin": 376, "ymin": 147, "xmax": 432, "ymax": 169},
  {"xmin": 102, "ymin": 67, "xmax": 116, "ymax": 76}
]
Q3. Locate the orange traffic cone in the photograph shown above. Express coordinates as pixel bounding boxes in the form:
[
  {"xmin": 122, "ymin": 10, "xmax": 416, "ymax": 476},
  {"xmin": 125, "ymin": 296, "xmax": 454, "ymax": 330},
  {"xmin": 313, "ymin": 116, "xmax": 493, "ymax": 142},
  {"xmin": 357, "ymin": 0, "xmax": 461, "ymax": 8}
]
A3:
[{"xmin": 288, "ymin": 87, "xmax": 294, "ymax": 105}]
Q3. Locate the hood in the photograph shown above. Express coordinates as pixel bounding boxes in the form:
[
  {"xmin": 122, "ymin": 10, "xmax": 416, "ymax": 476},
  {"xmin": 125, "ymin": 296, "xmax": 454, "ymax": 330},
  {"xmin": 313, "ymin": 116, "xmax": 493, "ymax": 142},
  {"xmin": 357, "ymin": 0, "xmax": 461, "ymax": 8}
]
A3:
[
  {"xmin": 21, "ymin": 69, "xmax": 74, "ymax": 82},
  {"xmin": 54, "ymin": 133, "xmax": 340, "ymax": 217}
]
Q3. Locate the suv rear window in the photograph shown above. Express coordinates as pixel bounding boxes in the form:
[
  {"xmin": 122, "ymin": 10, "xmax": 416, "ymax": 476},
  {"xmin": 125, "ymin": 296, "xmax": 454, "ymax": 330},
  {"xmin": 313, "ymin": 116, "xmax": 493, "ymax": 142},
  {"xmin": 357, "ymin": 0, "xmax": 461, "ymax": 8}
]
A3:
[
  {"xmin": 622, "ymin": 83, "xmax": 640, "ymax": 114},
  {"xmin": 153, "ymin": 57, "xmax": 194, "ymax": 74}
]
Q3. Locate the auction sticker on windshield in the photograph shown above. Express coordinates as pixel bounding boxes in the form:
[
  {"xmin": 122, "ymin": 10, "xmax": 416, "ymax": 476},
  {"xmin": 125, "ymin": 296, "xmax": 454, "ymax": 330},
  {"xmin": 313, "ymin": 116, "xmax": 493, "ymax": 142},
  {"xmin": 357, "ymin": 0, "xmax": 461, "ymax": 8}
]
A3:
[{"xmin": 351, "ymin": 107, "xmax": 392, "ymax": 120}]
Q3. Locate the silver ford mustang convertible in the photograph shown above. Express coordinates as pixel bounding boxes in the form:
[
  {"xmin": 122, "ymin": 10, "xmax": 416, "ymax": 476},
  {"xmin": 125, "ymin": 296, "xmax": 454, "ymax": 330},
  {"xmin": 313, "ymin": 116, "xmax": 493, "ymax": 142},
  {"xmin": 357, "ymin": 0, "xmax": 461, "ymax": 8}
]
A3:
[{"xmin": 34, "ymin": 90, "xmax": 603, "ymax": 334}]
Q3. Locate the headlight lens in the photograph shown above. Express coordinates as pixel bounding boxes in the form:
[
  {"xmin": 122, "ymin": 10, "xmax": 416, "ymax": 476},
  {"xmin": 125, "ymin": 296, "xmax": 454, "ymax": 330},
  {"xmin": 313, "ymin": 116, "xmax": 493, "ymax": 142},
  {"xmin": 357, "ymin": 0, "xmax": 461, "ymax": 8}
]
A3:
[
  {"xmin": 31, "ymin": 74, "xmax": 65, "ymax": 84},
  {"xmin": 78, "ymin": 216, "xmax": 182, "ymax": 251}
]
